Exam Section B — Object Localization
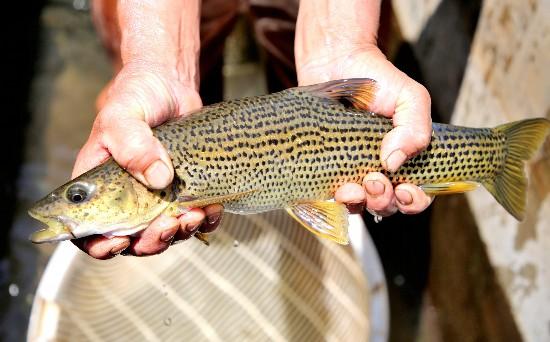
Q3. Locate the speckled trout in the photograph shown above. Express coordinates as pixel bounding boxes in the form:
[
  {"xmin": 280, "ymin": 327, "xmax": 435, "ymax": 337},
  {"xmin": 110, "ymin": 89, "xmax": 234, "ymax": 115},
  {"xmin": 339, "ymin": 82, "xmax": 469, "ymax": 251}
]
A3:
[{"xmin": 28, "ymin": 79, "xmax": 550, "ymax": 245}]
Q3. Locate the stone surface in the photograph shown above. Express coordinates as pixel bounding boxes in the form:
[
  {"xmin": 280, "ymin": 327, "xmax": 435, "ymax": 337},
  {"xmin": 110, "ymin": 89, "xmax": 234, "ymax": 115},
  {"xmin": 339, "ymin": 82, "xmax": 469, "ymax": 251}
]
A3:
[
  {"xmin": 392, "ymin": 0, "xmax": 550, "ymax": 340},
  {"xmin": 452, "ymin": 0, "xmax": 550, "ymax": 341},
  {"xmin": 430, "ymin": 195, "xmax": 522, "ymax": 341},
  {"xmin": 392, "ymin": 0, "xmax": 442, "ymax": 42}
]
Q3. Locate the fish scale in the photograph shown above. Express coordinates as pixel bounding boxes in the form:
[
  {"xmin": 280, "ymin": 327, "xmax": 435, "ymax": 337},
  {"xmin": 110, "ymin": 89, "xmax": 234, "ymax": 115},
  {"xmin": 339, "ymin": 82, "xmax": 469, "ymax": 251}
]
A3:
[
  {"xmin": 27, "ymin": 78, "xmax": 550, "ymax": 245},
  {"xmin": 155, "ymin": 88, "xmax": 506, "ymax": 214}
]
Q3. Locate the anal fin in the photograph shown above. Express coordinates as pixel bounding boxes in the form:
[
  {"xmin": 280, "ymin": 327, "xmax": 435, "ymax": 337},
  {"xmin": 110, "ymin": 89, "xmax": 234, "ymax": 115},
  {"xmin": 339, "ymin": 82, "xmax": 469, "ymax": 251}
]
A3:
[
  {"xmin": 420, "ymin": 181, "xmax": 480, "ymax": 195},
  {"xmin": 286, "ymin": 200, "xmax": 349, "ymax": 245}
]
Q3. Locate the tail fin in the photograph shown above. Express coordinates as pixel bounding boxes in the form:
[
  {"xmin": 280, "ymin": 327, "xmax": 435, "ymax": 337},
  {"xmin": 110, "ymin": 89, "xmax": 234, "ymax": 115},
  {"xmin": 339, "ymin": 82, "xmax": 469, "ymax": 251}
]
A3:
[{"xmin": 482, "ymin": 118, "xmax": 550, "ymax": 220}]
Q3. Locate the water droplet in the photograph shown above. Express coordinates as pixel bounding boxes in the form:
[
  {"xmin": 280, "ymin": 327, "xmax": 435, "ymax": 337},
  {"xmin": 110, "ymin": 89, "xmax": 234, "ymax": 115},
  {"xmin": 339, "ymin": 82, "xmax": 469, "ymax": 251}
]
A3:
[
  {"xmin": 164, "ymin": 318, "xmax": 172, "ymax": 326},
  {"xmin": 393, "ymin": 275, "xmax": 405, "ymax": 287},
  {"xmin": 374, "ymin": 215, "xmax": 383, "ymax": 223},
  {"xmin": 72, "ymin": 0, "xmax": 88, "ymax": 10},
  {"xmin": 8, "ymin": 284, "xmax": 19, "ymax": 297},
  {"xmin": 233, "ymin": 240, "xmax": 239, "ymax": 247}
]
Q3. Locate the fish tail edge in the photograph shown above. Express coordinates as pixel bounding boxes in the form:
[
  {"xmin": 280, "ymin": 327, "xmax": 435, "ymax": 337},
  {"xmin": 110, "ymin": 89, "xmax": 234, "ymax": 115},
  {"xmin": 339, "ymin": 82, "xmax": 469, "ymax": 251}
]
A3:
[{"xmin": 483, "ymin": 118, "xmax": 550, "ymax": 220}]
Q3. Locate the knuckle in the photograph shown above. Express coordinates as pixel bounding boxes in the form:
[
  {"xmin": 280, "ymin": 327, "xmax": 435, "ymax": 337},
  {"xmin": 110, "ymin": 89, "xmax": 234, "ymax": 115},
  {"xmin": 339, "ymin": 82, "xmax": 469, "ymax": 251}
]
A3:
[
  {"xmin": 363, "ymin": 172, "xmax": 389, "ymax": 185},
  {"xmin": 415, "ymin": 130, "xmax": 432, "ymax": 148},
  {"xmin": 96, "ymin": 109, "xmax": 118, "ymax": 132},
  {"xmin": 414, "ymin": 81, "xmax": 430, "ymax": 101},
  {"xmin": 111, "ymin": 131, "xmax": 157, "ymax": 171},
  {"xmin": 122, "ymin": 129, "xmax": 153, "ymax": 152},
  {"xmin": 366, "ymin": 197, "xmax": 391, "ymax": 212},
  {"xmin": 407, "ymin": 79, "xmax": 431, "ymax": 107}
]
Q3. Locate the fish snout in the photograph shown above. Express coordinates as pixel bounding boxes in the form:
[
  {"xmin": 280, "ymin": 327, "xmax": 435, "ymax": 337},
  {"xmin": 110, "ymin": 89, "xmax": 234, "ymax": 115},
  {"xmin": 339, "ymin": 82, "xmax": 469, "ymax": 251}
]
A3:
[{"xmin": 28, "ymin": 209, "xmax": 74, "ymax": 243}]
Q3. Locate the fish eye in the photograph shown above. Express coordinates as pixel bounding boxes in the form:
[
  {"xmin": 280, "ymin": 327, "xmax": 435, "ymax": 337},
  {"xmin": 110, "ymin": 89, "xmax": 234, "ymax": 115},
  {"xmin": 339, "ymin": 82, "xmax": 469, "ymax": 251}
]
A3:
[{"xmin": 66, "ymin": 183, "xmax": 92, "ymax": 204}]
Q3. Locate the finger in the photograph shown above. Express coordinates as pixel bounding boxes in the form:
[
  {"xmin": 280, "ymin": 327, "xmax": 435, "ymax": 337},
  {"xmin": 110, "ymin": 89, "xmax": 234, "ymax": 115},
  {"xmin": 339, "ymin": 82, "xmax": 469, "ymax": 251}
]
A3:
[
  {"xmin": 334, "ymin": 183, "xmax": 367, "ymax": 213},
  {"xmin": 101, "ymin": 114, "xmax": 174, "ymax": 189},
  {"xmin": 380, "ymin": 79, "xmax": 432, "ymax": 172},
  {"xmin": 174, "ymin": 208, "xmax": 206, "ymax": 242},
  {"xmin": 335, "ymin": 183, "xmax": 366, "ymax": 204},
  {"xmin": 394, "ymin": 183, "xmax": 434, "ymax": 215},
  {"xmin": 126, "ymin": 215, "xmax": 180, "ymax": 256},
  {"xmin": 72, "ymin": 235, "xmax": 130, "ymax": 260},
  {"xmin": 363, "ymin": 172, "xmax": 398, "ymax": 217},
  {"xmin": 200, "ymin": 204, "xmax": 224, "ymax": 233}
]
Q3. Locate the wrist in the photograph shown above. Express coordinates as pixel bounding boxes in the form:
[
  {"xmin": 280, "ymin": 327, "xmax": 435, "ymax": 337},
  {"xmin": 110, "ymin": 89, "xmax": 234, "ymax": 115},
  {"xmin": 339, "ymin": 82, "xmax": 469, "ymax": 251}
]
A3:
[
  {"xmin": 117, "ymin": 0, "xmax": 200, "ymax": 90},
  {"xmin": 296, "ymin": 43, "xmax": 385, "ymax": 86},
  {"xmin": 295, "ymin": 0, "xmax": 381, "ymax": 82}
]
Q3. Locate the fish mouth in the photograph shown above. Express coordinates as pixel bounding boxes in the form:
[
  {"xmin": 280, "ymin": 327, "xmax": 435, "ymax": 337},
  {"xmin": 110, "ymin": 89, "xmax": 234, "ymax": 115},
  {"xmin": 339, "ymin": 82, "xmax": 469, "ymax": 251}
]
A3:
[{"xmin": 28, "ymin": 210, "xmax": 76, "ymax": 243}]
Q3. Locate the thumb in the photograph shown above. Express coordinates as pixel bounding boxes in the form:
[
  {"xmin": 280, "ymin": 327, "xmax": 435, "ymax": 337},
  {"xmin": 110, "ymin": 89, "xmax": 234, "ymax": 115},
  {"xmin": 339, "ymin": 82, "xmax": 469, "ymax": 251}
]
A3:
[
  {"xmin": 103, "ymin": 116, "xmax": 174, "ymax": 189},
  {"xmin": 380, "ymin": 78, "xmax": 432, "ymax": 173}
]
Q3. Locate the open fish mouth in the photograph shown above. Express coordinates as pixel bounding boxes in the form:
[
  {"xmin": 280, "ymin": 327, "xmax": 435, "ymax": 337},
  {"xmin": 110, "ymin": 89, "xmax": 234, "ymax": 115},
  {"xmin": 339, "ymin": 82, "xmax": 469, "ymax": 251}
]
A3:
[{"xmin": 28, "ymin": 210, "xmax": 76, "ymax": 243}]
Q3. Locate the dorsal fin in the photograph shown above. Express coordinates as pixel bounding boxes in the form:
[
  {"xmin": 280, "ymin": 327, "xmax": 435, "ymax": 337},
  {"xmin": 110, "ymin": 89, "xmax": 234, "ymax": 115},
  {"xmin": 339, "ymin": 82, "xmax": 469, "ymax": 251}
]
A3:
[{"xmin": 300, "ymin": 78, "xmax": 377, "ymax": 111}]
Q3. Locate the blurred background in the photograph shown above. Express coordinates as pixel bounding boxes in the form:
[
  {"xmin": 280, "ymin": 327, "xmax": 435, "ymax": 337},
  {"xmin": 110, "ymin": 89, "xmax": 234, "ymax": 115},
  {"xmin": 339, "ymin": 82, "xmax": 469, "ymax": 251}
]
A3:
[{"xmin": 1, "ymin": 0, "xmax": 549, "ymax": 341}]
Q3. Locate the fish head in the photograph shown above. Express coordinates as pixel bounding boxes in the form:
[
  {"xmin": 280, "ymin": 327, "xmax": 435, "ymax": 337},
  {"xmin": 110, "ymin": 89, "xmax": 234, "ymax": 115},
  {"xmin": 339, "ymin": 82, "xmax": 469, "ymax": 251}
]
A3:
[{"xmin": 28, "ymin": 159, "xmax": 174, "ymax": 243}]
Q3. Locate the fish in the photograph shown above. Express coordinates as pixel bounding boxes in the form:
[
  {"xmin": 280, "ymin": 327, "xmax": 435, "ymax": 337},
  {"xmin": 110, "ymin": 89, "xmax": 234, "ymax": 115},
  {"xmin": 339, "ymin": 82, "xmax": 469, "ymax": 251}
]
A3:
[{"xmin": 28, "ymin": 78, "xmax": 550, "ymax": 245}]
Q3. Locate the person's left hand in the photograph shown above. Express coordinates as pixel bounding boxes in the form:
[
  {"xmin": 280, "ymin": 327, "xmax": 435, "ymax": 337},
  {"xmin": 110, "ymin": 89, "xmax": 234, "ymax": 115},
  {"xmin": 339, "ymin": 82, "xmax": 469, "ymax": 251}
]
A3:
[{"xmin": 297, "ymin": 45, "xmax": 434, "ymax": 217}]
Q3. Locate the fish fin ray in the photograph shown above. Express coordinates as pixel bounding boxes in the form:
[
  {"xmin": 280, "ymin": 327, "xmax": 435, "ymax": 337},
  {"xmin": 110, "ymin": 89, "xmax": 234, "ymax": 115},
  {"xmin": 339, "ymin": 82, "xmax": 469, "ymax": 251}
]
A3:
[
  {"xmin": 193, "ymin": 232, "xmax": 210, "ymax": 246},
  {"xmin": 420, "ymin": 181, "xmax": 480, "ymax": 195},
  {"xmin": 286, "ymin": 200, "xmax": 349, "ymax": 245},
  {"xmin": 482, "ymin": 118, "xmax": 550, "ymax": 221},
  {"xmin": 178, "ymin": 189, "xmax": 258, "ymax": 208},
  {"xmin": 300, "ymin": 78, "xmax": 377, "ymax": 111}
]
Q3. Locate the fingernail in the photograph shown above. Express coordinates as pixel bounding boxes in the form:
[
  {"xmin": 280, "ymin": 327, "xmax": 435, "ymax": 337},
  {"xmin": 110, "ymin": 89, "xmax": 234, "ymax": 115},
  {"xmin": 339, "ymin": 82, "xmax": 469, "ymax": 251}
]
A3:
[
  {"xmin": 160, "ymin": 227, "xmax": 178, "ymax": 242},
  {"xmin": 207, "ymin": 213, "xmax": 221, "ymax": 225},
  {"xmin": 171, "ymin": 239, "xmax": 185, "ymax": 246},
  {"xmin": 144, "ymin": 160, "xmax": 171, "ymax": 189},
  {"xmin": 383, "ymin": 149, "xmax": 407, "ymax": 173},
  {"xmin": 366, "ymin": 180, "xmax": 385, "ymax": 197},
  {"xmin": 110, "ymin": 241, "xmax": 130, "ymax": 255},
  {"xmin": 187, "ymin": 223, "xmax": 201, "ymax": 233},
  {"xmin": 396, "ymin": 189, "xmax": 413, "ymax": 205}
]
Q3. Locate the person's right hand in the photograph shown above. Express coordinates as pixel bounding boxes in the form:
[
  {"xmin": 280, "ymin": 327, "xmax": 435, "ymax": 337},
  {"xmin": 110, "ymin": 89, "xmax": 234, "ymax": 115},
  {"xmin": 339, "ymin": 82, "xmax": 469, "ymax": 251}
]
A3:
[
  {"xmin": 295, "ymin": 0, "xmax": 433, "ymax": 218},
  {"xmin": 71, "ymin": 63, "xmax": 224, "ymax": 259}
]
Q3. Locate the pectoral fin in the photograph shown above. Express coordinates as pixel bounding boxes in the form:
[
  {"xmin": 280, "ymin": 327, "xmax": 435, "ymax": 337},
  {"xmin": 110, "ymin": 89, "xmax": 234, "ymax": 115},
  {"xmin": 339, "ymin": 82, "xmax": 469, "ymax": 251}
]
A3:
[
  {"xmin": 194, "ymin": 232, "xmax": 210, "ymax": 246},
  {"xmin": 420, "ymin": 181, "xmax": 480, "ymax": 195},
  {"xmin": 165, "ymin": 190, "xmax": 258, "ymax": 245},
  {"xmin": 286, "ymin": 200, "xmax": 349, "ymax": 245},
  {"xmin": 177, "ymin": 189, "xmax": 258, "ymax": 208}
]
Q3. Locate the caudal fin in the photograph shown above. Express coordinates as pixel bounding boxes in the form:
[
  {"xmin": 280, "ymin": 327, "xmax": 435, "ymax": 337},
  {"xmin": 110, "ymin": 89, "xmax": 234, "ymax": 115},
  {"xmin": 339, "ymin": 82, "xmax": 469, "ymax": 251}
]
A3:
[{"xmin": 482, "ymin": 118, "xmax": 550, "ymax": 220}]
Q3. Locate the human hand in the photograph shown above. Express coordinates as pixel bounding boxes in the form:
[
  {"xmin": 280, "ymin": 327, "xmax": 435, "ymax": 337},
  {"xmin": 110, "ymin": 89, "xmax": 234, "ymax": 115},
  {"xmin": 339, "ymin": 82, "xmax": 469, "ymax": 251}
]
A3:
[
  {"xmin": 70, "ymin": 0, "xmax": 223, "ymax": 259},
  {"xmin": 296, "ymin": 46, "xmax": 433, "ymax": 217},
  {"xmin": 71, "ymin": 63, "xmax": 224, "ymax": 259}
]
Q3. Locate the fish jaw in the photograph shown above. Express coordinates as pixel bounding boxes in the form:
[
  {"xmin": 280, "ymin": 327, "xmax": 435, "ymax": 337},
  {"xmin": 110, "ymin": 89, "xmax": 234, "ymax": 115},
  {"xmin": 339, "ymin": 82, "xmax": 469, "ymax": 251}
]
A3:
[
  {"xmin": 28, "ymin": 210, "xmax": 75, "ymax": 243},
  {"xmin": 28, "ymin": 208, "xmax": 158, "ymax": 242},
  {"xmin": 30, "ymin": 228, "xmax": 73, "ymax": 243}
]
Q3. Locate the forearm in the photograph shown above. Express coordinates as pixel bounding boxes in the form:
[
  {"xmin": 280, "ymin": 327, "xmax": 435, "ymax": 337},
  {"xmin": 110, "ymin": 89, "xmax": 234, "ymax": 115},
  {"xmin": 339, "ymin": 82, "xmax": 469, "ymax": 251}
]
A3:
[
  {"xmin": 117, "ymin": 0, "xmax": 201, "ymax": 88},
  {"xmin": 295, "ymin": 0, "xmax": 381, "ymax": 69}
]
